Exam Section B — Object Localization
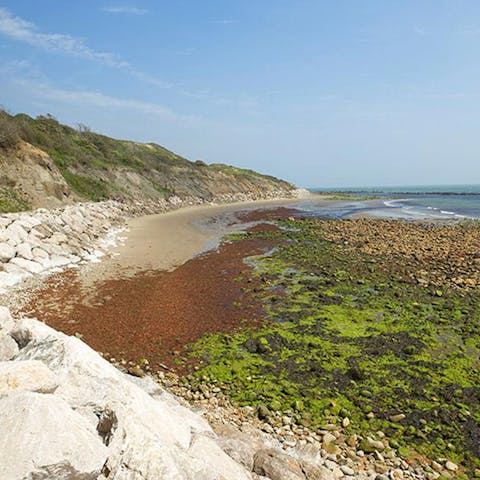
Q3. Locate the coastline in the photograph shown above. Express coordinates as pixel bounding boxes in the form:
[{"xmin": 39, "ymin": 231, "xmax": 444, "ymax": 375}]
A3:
[
  {"xmin": 16, "ymin": 207, "xmax": 480, "ymax": 478},
  {"xmin": 2, "ymin": 192, "xmax": 479, "ymax": 478}
]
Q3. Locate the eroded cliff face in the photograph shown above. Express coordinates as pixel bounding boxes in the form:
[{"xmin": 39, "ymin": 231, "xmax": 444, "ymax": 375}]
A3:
[
  {"xmin": 0, "ymin": 112, "xmax": 296, "ymax": 212},
  {"xmin": 0, "ymin": 142, "xmax": 74, "ymax": 211}
]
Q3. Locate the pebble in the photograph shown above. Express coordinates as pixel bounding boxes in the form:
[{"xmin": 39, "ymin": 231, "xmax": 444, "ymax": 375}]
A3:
[{"xmin": 445, "ymin": 461, "xmax": 458, "ymax": 472}]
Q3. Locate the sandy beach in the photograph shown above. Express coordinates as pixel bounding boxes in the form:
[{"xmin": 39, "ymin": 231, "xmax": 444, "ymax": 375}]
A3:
[{"xmin": 85, "ymin": 196, "xmax": 307, "ymax": 282}]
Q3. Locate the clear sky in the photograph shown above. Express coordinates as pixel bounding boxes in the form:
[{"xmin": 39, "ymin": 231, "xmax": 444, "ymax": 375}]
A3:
[{"xmin": 1, "ymin": 1, "xmax": 479, "ymax": 187}]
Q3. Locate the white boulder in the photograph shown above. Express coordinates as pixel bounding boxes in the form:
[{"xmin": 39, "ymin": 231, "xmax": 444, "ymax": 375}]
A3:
[
  {"xmin": 10, "ymin": 256, "xmax": 44, "ymax": 274},
  {"xmin": 0, "ymin": 242, "xmax": 15, "ymax": 262},
  {"xmin": 6, "ymin": 222, "xmax": 29, "ymax": 242},
  {"xmin": 0, "ymin": 306, "xmax": 14, "ymax": 332},
  {"xmin": 0, "ymin": 391, "xmax": 108, "ymax": 480},
  {"xmin": 16, "ymin": 241, "xmax": 34, "ymax": 260},
  {"xmin": 0, "ymin": 334, "xmax": 19, "ymax": 361},
  {"xmin": 0, "ymin": 360, "xmax": 59, "ymax": 395}
]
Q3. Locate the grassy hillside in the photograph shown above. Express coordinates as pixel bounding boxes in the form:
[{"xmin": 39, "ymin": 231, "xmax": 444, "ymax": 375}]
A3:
[{"xmin": 0, "ymin": 110, "xmax": 294, "ymax": 209}]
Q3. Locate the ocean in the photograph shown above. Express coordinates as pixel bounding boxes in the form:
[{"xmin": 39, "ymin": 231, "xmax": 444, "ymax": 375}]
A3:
[{"xmin": 302, "ymin": 184, "xmax": 480, "ymax": 220}]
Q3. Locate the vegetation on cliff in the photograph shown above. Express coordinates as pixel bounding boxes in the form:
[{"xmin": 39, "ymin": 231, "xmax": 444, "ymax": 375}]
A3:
[{"xmin": 0, "ymin": 110, "xmax": 294, "ymax": 211}]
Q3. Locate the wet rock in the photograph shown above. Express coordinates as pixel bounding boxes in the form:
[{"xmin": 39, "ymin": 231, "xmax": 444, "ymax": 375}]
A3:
[{"xmin": 359, "ymin": 437, "xmax": 385, "ymax": 453}]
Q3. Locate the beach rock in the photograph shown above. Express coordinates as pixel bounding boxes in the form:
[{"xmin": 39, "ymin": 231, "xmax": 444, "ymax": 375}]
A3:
[
  {"xmin": 16, "ymin": 241, "xmax": 34, "ymax": 260},
  {"xmin": 300, "ymin": 461, "xmax": 336, "ymax": 480},
  {"xmin": 445, "ymin": 461, "xmax": 458, "ymax": 472},
  {"xmin": 322, "ymin": 432, "xmax": 336, "ymax": 445},
  {"xmin": 215, "ymin": 423, "xmax": 263, "ymax": 471},
  {"xmin": 0, "ymin": 391, "xmax": 108, "ymax": 480},
  {"xmin": 0, "ymin": 242, "xmax": 15, "ymax": 262},
  {"xmin": 0, "ymin": 306, "xmax": 14, "ymax": 332},
  {"xmin": 6, "ymin": 222, "xmax": 29, "ymax": 242},
  {"xmin": 188, "ymin": 434, "xmax": 252, "ymax": 479},
  {"xmin": 9, "ymin": 256, "xmax": 44, "ymax": 274},
  {"xmin": 0, "ymin": 360, "xmax": 59, "ymax": 394},
  {"xmin": 0, "ymin": 334, "xmax": 19, "ymax": 361},
  {"xmin": 360, "ymin": 437, "xmax": 385, "ymax": 453},
  {"xmin": 49, "ymin": 254, "xmax": 74, "ymax": 268},
  {"xmin": 253, "ymin": 449, "xmax": 305, "ymax": 480}
]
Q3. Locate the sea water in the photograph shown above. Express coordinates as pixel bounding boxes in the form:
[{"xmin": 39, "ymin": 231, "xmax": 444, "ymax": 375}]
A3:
[{"xmin": 303, "ymin": 184, "xmax": 480, "ymax": 220}]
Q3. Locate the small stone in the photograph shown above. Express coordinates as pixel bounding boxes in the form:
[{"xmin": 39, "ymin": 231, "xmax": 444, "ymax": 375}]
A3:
[
  {"xmin": 341, "ymin": 465, "xmax": 355, "ymax": 475},
  {"xmin": 359, "ymin": 437, "xmax": 384, "ymax": 453},
  {"xmin": 389, "ymin": 413, "xmax": 406, "ymax": 422},
  {"xmin": 342, "ymin": 417, "xmax": 350, "ymax": 427},
  {"xmin": 322, "ymin": 432, "xmax": 336, "ymax": 445},
  {"xmin": 257, "ymin": 404, "xmax": 270, "ymax": 420},
  {"xmin": 346, "ymin": 434, "xmax": 358, "ymax": 448},
  {"xmin": 445, "ymin": 461, "xmax": 458, "ymax": 472},
  {"xmin": 127, "ymin": 365, "xmax": 145, "ymax": 377},
  {"xmin": 282, "ymin": 416, "xmax": 292, "ymax": 426}
]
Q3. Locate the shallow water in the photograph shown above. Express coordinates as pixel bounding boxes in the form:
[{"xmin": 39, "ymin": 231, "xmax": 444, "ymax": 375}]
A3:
[{"xmin": 306, "ymin": 184, "xmax": 480, "ymax": 220}]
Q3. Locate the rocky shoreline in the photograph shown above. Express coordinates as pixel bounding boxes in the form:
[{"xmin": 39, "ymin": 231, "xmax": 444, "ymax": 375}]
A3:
[
  {"xmin": 0, "ymin": 308, "xmax": 456, "ymax": 480},
  {"xmin": 1, "ymin": 196, "xmax": 477, "ymax": 480},
  {"xmin": 1, "ymin": 306, "xmax": 333, "ymax": 480}
]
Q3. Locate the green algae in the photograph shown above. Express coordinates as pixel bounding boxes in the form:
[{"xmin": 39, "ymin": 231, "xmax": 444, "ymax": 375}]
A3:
[{"xmin": 187, "ymin": 218, "xmax": 480, "ymax": 473}]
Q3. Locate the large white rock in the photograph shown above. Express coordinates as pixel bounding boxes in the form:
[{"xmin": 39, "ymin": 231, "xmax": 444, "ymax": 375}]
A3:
[
  {"xmin": 0, "ymin": 360, "xmax": 59, "ymax": 395},
  {"xmin": 16, "ymin": 241, "xmax": 34, "ymax": 260},
  {"xmin": 48, "ymin": 254, "xmax": 74, "ymax": 268},
  {"xmin": 13, "ymin": 318, "xmax": 253, "ymax": 479},
  {"xmin": 6, "ymin": 222, "xmax": 29, "ymax": 242},
  {"xmin": 32, "ymin": 246, "xmax": 49, "ymax": 261},
  {"xmin": 0, "ymin": 242, "xmax": 15, "ymax": 262},
  {"xmin": 0, "ymin": 391, "xmax": 108, "ymax": 480},
  {"xmin": 9, "ymin": 256, "xmax": 44, "ymax": 274},
  {"xmin": 188, "ymin": 434, "xmax": 253, "ymax": 480},
  {"xmin": 1, "ymin": 264, "xmax": 31, "ymax": 287},
  {"xmin": 0, "ymin": 334, "xmax": 19, "ymax": 361},
  {"xmin": 0, "ymin": 306, "xmax": 14, "ymax": 332}
]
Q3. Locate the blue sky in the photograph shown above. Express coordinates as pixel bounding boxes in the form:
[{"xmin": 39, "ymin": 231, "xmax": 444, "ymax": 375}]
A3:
[{"xmin": 1, "ymin": 1, "xmax": 480, "ymax": 187}]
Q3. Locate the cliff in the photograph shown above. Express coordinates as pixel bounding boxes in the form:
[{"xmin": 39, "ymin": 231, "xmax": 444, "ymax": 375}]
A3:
[{"xmin": 0, "ymin": 110, "xmax": 296, "ymax": 212}]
